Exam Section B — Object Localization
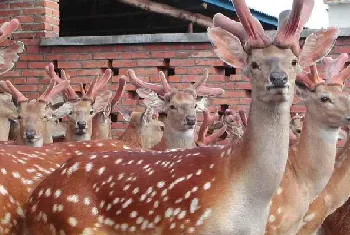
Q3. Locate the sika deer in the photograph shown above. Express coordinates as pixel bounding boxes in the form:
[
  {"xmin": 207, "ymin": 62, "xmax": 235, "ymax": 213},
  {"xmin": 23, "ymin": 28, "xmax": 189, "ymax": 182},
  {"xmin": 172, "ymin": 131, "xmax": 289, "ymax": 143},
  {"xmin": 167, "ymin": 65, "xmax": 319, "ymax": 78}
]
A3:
[
  {"xmin": 24, "ymin": 1, "xmax": 337, "ymax": 234},
  {"xmin": 128, "ymin": 68, "xmax": 224, "ymax": 150},
  {"xmin": 47, "ymin": 64, "xmax": 113, "ymax": 141},
  {"xmin": 0, "ymin": 77, "xmax": 69, "ymax": 147},
  {"xmin": 296, "ymin": 59, "xmax": 350, "ymax": 235},
  {"xmin": 265, "ymin": 54, "xmax": 350, "ymax": 235}
]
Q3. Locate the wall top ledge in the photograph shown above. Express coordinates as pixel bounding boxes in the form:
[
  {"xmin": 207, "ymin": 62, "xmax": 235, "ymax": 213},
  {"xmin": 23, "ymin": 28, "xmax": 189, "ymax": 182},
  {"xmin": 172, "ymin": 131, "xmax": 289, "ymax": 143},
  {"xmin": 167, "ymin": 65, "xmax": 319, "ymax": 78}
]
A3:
[{"xmin": 40, "ymin": 28, "xmax": 350, "ymax": 46}]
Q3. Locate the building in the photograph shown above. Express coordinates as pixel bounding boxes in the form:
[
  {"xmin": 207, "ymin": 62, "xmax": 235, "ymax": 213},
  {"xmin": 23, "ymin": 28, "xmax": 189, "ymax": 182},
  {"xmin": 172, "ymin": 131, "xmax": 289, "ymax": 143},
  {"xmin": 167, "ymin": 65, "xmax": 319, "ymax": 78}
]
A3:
[{"xmin": 325, "ymin": 0, "xmax": 350, "ymax": 27}]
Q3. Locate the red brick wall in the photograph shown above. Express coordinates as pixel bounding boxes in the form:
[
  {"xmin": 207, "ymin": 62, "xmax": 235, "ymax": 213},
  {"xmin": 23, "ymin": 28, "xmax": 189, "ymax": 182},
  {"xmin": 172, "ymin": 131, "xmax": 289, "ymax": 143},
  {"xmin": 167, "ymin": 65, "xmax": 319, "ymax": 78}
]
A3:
[{"xmin": 1, "ymin": 0, "xmax": 350, "ymax": 138}]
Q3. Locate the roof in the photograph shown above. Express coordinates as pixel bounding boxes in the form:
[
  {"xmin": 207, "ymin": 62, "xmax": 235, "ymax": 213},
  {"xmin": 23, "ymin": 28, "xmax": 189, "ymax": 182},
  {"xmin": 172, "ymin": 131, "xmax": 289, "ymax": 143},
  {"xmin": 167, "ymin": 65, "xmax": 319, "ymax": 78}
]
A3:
[
  {"xmin": 324, "ymin": 0, "xmax": 350, "ymax": 4},
  {"xmin": 201, "ymin": 0, "xmax": 278, "ymax": 26}
]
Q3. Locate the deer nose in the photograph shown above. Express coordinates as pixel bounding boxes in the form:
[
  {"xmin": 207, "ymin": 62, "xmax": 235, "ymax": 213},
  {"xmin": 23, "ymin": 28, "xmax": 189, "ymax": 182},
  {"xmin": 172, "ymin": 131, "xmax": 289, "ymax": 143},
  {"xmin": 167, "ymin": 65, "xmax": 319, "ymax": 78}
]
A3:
[
  {"xmin": 270, "ymin": 72, "xmax": 288, "ymax": 87},
  {"xmin": 77, "ymin": 121, "xmax": 87, "ymax": 129},
  {"xmin": 26, "ymin": 130, "xmax": 36, "ymax": 140},
  {"xmin": 185, "ymin": 115, "xmax": 196, "ymax": 126},
  {"xmin": 345, "ymin": 117, "xmax": 350, "ymax": 122}
]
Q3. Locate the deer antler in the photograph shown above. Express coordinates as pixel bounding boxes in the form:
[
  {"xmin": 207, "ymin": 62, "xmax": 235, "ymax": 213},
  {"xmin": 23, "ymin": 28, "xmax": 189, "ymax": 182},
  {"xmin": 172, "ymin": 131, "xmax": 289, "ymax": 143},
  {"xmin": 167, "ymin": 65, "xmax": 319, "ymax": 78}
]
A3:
[
  {"xmin": 127, "ymin": 69, "xmax": 171, "ymax": 97},
  {"xmin": 82, "ymin": 69, "xmax": 112, "ymax": 101},
  {"xmin": 0, "ymin": 18, "xmax": 20, "ymax": 43},
  {"xmin": 323, "ymin": 53, "xmax": 350, "ymax": 87},
  {"xmin": 38, "ymin": 78, "xmax": 70, "ymax": 104},
  {"xmin": 0, "ymin": 80, "xmax": 28, "ymax": 103},
  {"xmin": 190, "ymin": 69, "xmax": 225, "ymax": 97},
  {"xmin": 239, "ymin": 110, "xmax": 247, "ymax": 128},
  {"xmin": 212, "ymin": 0, "xmax": 271, "ymax": 51},
  {"xmin": 45, "ymin": 63, "xmax": 80, "ymax": 101},
  {"xmin": 129, "ymin": 68, "xmax": 224, "ymax": 98},
  {"xmin": 274, "ymin": 0, "xmax": 314, "ymax": 55},
  {"xmin": 111, "ymin": 75, "xmax": 127, "ymax": 107},
  {"xmin": 296, "ymin": 65, "xmax": 325, "ymax": 90},
  {"xmin": 196, "ymin": 110, "xmax": 227, "ymax": 146}
]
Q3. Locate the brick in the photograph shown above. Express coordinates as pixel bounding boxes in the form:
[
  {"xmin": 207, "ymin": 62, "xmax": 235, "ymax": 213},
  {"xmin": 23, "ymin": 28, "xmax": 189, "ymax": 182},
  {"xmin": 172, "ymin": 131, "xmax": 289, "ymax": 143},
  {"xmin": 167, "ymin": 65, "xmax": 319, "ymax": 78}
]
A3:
[
  {"xmin": 151, "ymin": 51, "xmax": 176, "ymax": 58},
  {"xmin": 137, "ymin": 60, "xmax": 162, "ymax": 67},
  {"xmin": 2, "ymin": 70, "xmax": 21, "ymax": 77},
  {"xmin": 15, "ymin": 16, "xmax": 35, "ymax": 23},
  {"xmin": 170, "ymin": 59, "xmax": 195, "ymax": 67},
  {"xmin": 212, "ymin": 98, "xmax": 239, "ymax": 105},
  {"xmin": 20, "ymin": 54, "xmax": 44, "ymax": 61},
  {"xmin": 58, "ymin": 62, "xmax": 82, "ymax": 69},
  {"xmin": 22, "ymin": 70, "xmax": 46, "ymax": 77},
  {"xmin": 113, "ymin": 60, "xmax": 138, "ymax": 68},
  {"xmin": 93, "ymin": 52, "xmax": 119, "ymax": 60},
  {"xmin": 131, "ymin": 52, "xmax": 151, "ymax": 59},
  {"xmin": 81, "ymin": 61, "xmax": 108, "ymax": 68},
  {"xmin": 28, "ymin": 62, "xmax": 51, "ymax": 69},
  {"xmin": 26, "ymin": 78, "xmax": 39, "ymax": 84},
  {"xmin": 15, "ymin": 62, "xmax": 28, "ymax": 69},
  {"xmin": 195, "ymin": 59, "xmax": 223, "ymax": 66}
]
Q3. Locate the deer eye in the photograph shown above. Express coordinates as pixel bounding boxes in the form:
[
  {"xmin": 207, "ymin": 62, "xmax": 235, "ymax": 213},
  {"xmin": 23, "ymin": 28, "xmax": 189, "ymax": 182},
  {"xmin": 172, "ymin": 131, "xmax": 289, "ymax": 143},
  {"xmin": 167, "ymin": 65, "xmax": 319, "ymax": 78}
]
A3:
[
  {"xmin": 292, "ymin": 59, "xmax": 298, "ymax": 66},
  {"xmin": 320, "ymin": 96, "xmax": 332, "ymax": 103},
  {"xmin": 69, "ymin": 111, "xmax": 73, "ymax": 115},
  {"xmin": 90, "ymin": 111, "xmax": 94, "ymax": 115},
  {"xmin": 251, "ymin": 62, "xmax": 260, "ymax": 69},
  {"xmin": 170, "ymin": 105, "xmax": 176, "ymax": 110},
  {"xmin": 17, "ymin": 116, "xmax": 22, "ymax": 120}
]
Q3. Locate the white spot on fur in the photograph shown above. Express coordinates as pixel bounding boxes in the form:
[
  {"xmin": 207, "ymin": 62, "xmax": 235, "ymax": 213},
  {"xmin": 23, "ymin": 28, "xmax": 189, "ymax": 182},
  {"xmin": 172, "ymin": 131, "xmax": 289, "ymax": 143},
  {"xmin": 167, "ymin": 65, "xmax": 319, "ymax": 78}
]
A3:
[
  {"xmin": 68, "ymin": 217, "xmax": 78, "ymax": 227},
  {"xmin": 190, "ymin": 198, "xmax": 199, "ymax": 213},
  {"xmin": 269, "ymin": 215, "xmax": 276, "ymax": 223}
]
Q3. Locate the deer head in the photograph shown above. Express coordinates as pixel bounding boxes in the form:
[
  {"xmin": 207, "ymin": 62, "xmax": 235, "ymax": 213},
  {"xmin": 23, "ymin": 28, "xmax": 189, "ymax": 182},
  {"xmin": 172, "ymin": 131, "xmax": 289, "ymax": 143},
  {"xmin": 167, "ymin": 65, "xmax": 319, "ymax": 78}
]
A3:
[
  {"xmin": 296, "ymin": 55, "xmax": 350, "ymax": 128},
  {"xmin": 0, "ymin": 77, "xmax": 69, "ymax": 147},
  {"xmin": 0, "ymin": 19, "xmax": 25, "ymax": 75},
  {"xmin": 129, "ymin": 68, "xmax": 224, "ymax": 149},
  {"xmin": 48, "ymin": 64, "xmax": 112, "ymax": 141},
  {"xmin": 208, "ymin": 0, "xmax": 338, "ymax": 107},
  {"xmin": 91, "ymin": 76, "xmax": 127, "ymax": 140}
]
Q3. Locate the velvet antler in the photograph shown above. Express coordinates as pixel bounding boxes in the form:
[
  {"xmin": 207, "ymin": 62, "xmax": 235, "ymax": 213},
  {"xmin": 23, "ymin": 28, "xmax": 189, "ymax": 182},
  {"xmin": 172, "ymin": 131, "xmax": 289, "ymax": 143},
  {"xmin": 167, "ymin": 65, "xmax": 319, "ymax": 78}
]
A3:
[
  {"xmin": 82, "ymin": 69, "xmax": 112, "ymax": 101},
  {"xmin": 0, "ymin": 80, "xmax": 28, "ymax": 103},
  {"xmin": 212, "ymin": 0, "xmax": 271, "ymax": 51},
  {"xmin": 0, "ymin": 19, "xmax": 20, "ymax": 43},
  {"xmin": 111, "ymin": 75, "xmax": 127, "ymax": 107},
  {"xmin": 296, "ymin": 65, "xmax": 325, "ymax": 90},
  {"xmin": 196, "ymin": 110, "xmax": 227, "ymax": 146},
  {"xmin": 322, "ymin": 53, "xmax": 350, "ymax": 87},
  {"xmin": 45, "ymin": 63, "xmax": 80, "ymax": 101},
  {"xmin": 274, "ymin": 0, "xmax": 314, "ymax": 55}
]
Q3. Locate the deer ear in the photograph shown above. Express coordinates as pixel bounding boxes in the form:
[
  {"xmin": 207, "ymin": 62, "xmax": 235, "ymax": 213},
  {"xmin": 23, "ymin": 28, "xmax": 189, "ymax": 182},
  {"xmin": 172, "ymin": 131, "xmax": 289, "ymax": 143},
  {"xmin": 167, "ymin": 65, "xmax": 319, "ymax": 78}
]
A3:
[
  {"xmin": 207, "ymin": 27, "xmax": 247, "ymax": 69},
  {"xmin": 93, "ymin": 90, "xmax": 113, "ymax": 114},
  {"xmin": 52, "ymin": 102, "xmax": 74, "ymax": 118},
  {"xmin": 299, "ymin": 28, "xmax": 339, "ymax": 68}
]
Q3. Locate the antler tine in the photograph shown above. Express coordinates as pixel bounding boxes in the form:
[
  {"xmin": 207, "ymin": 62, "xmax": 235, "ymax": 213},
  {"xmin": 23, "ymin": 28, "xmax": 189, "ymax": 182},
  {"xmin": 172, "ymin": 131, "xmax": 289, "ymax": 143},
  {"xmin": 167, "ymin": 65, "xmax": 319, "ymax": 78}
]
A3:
[
  {"xmin": 4, "ymin": 80, "xmax": 28, "ymax": 103},
  {"xmin": 296, "ymin": 65, "xmax": 325, "ymax": 90},
  {"xmin": 213, "ymin": 13, "xmax": 246, "ymax": 43},
  {"xmin": 45, "ymin": 63, "xmax": 79, "ymax": 101},
  {"xmin": 127, "ymin": 69, "xmax": 170, "ymax": 97},
  {"xmin": 194, "ymin": 69, "xmax": 225, "ymax": 97},
  {"xmin": 0, "ymin": 18, "xmax": 20, "ymax": 43},
  {"xmin": 274, "ymin": 0, "xmax": 315, "ymax": 55},
  {"xmin": 38, "ymin": 78, "xmax": 70, "ymax": 104},
  {"xmin": 158, "ymin": 71, "xmax": 172, "ymax": 93},
  {"xmin": 0, "ymin": 80, "xmax": 13, "ymax": 95},
  {"xmin": 231, "ymin": 0, "xmax": 271, "ymax": 50},
  {"xmin": 60, "ymin": 69, "xmax": 80, "ymax": 101},
  {"xmin": 79, "ymin": 83, "xmax": 86, "ymax": 97},
  {"xmin": 322, "ymin": 53, "xmax": 349, "ymax": 85},
  {"xmin": 111, "ymin": 75, "xmax": 127, "ymax": 107},
  {"xmin": 332, "ymin": 60, "xmax": 350, "ymax": 87},
  {"xmin": 85, "ymin": 69, "xmax": 112, "ymax": 100}
]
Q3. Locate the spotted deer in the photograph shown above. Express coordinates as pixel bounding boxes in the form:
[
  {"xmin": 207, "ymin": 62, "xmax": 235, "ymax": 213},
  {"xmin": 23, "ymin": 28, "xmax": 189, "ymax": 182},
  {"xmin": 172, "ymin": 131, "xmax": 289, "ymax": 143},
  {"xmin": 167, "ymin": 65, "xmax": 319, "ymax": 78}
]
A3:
[
  {"xmin": 265, "ymin": 53, "xmax": 350, "ymax": 235},
  {"xmin": 46, "ymin": 64, "xmax": 113, "ymax": 141},
  {"xmin": 24, "ymin": 0, "xmax": 338, "ymax": 234},
  {"xmin": 295, "ymin": 58, "xmax": 350, "ymax": 234},
  {"xmin": 128, "ymin": 68, "xmax": 224, "ymax": 150},
  {"xmin": 0, "ymin": 75, "xmax": 70, "ymax": 147}
]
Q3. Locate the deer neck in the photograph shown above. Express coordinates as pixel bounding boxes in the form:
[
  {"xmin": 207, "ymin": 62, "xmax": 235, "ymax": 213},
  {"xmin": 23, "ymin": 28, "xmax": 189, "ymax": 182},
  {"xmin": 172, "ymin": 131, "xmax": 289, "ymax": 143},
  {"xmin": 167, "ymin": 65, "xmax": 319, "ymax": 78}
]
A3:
[
  {"xmin": 118, "ymin": 126, "xmax": 142, "ymax": 148},
  {"xmin": 234, "ymin": 99, "xmax": 291, "ymax": 209},
  {"xmin": 161, "ymin": 122, "xmax": 195, "ymax": 150},
  {"xmin": 291, "ymin": 113, "xmax": 339, "ymax": 198},
  {"xmin": 92, "ymin": 113, "xmax": 111, "ymax": 140},
  {"xmin": 0, "ymin": 118, "xmax": 10, "ymax": 141},
  {"xmin": 43, "ymin": 122, "xmax": 53, "ymax": 145}
]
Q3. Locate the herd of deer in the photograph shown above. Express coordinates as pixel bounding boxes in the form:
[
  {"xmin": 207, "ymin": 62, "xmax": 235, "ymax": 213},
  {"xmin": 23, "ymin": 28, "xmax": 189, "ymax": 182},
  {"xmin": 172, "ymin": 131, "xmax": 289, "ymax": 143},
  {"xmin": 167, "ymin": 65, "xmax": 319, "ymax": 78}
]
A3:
[{"xmin": 1, "ymin": 0, "xmax": 350, "ymax": 234}]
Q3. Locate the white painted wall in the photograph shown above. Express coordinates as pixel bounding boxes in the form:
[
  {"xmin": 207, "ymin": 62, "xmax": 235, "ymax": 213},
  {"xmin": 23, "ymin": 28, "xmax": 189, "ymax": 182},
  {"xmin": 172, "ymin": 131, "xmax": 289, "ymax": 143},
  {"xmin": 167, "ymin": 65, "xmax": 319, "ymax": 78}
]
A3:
[{"xmin": 328, "ymin": 3, "xmax": 350, "ymax": 27}]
